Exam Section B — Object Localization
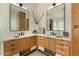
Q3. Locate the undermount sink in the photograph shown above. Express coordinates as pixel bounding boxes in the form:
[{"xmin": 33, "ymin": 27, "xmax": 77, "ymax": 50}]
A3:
[
  {"xmin": 46, "ymin": 34, "xmax": 63, "ymax": 38},
  {"xmin": 56, "ymin": 35, "xmax": 63, "ymax": 38}
]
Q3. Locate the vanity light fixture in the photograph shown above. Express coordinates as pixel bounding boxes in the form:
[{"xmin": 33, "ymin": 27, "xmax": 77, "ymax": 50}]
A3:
[
  {"xmin": 52, "ymin": 3, "xmax": 56, "ymax": 6},
  {"xmin": 19, "ymin": 3, "xmax": 23, "ymax": 7},
  {"xmin": 47, "ymin": 3, "xmax": 56, "ymax": 10}
]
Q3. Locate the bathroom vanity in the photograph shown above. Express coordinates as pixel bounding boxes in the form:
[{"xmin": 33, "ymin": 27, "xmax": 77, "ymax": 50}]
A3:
[
  {"xmin": 4, "ymin": 36, "xmax": 37, "ymax": 56},
  {"xmin": 3, "ymin": 34, "xmax": 70, "ymax": 56},
  {"xmin": 3, "ymin": 3, "xmax": 71, "ymax": 56}
]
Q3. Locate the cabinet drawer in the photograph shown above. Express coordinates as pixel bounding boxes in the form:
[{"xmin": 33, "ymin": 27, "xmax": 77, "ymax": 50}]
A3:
[
  {"xmin": 56, "ymin": 48, "xmax": 64, "ymax": 55},
  {"xmin": 32, "ymin": 39, "xmax": 37, "ymax": 42},
  {"xmin": 56, "ymin": 45, "xmax": 69, "ymax": 50},
  {"xmin": 4, "ymin": 46, "xmax": 18, "ymax": 56},
  {"xmin": 38, "ymin": 41, "xmax": 44, "ymax": 47},
  {"xmin": 38, "ymin": 41, "xmax": 44, "ymax": 45},
  {"xmin": 31, "ymin": 39, "xmax": 37, "ymax": 47},
  {"xmin": 4, "ymin": 40, "xmax": 18, "ymax": 47},
  {"xmin": 56, "ymin": 45, "xmax": 69, "ymax": 56},
  {"xmin": 56, "ymin": 40, "xmax": 70, "ymax": 46},
  {"xmin": 4, "ymin": 40, "xmax": 19, "ymax": 56},
  {"xmin": 37, "ymin": 38, "xmax": 44, "ymax": 44},
  {"xmin": 32, "ymin": 43, "xmax": 37, "ymax": 46},
  {"xmin": 56, "ymin": 48, "xmax": 69, "ymax": 56}
]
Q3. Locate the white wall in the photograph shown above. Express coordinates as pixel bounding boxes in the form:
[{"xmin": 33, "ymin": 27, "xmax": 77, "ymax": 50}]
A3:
[{"xmin": 65, "ymin": 3, "xmax": 72, "ymax": 38}]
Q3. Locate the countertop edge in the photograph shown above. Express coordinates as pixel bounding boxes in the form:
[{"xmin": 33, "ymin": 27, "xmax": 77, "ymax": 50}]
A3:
[{"xmin": 3, "ymin": 34, "xmax": 71, "ymax": 41}]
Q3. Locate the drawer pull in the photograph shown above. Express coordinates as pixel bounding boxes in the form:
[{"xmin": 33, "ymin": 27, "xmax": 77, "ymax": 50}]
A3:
[
  {"xmin": 11, "ymin": 44, "xmax": 15, "ymax": 46},
  {"xmin": 11, "ymin": 48, "xmax": 15, "ymax": 51},
  {"xmin": 60, "ymin": 44, "xmax": 64, "ymax": 46},
  {"xmin": 60, "ymin": 49, "xmax": 64, "ymax": 50},
  {"xmin": 11, "ymin": 40, "xmax": 15, "ymax": 41}
]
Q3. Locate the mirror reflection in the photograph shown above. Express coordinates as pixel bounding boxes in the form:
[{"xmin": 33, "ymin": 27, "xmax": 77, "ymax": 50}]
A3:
[
  {"xmin": 46, "ymin": 4, "xmax": 65, "ymax": 31},
  {"xmin": 10, "ymin": 4, "xmax": 29, "ymax": 31}
]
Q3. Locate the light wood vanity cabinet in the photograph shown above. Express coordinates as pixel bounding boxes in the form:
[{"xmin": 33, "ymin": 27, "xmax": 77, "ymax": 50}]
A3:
[
  {"xmin": 30, "ymin": 36, "xmax": 37, "ymax": 47},
  {"xmin": 18, "ymin": 36, "xmax": 37, "ymax": 52},
  {"xmin": 4, "ymin": 36, "xmax": 37, "ymax": 56},
  {"xmin": 49, "ymin": 39, "xmax": 56, "ymax": 52},
  {"xmin": 37, "ymin": 37, "xmax": 70, "ymax": 56},
  {"xmin": 37, "ymin": 36, "xmax": 55, "ymax": 51},
  {"xmin": 37, "ymin": 36, "xmax": 45, "ymax": 47},
  {"xmin": 18, "ymin": 39, "xmax": 23, "ymax": 51},
  {"xmin": 4, "ymin": 40, "xmax": 19, "ymax": 56},
  {"xmin": 37, "ymin": 36, "xmax": 50, "ymax": 50},
  {"xmin": 4, "ymin": 36, "xmax": 70, "ymax": 56},
  {"xmin": 43, "ymin": 37, "xmax": 50, "ymax": 49},
  {"xmin": 71, "ymin": 3, "xmax": 79, "ymax": 56},
  {"xmin": 56, "ymin": 39, "xmax": 70, "ymax": 56},
  {"xmin": 18, "ymin": 37, "xmax": 31, "ymax": 52}
]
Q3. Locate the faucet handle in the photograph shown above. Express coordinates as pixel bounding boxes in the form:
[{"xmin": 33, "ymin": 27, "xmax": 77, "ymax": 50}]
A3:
[
  {"xmin": 54, "ymin": 33, "xmax": 57, "ymax": 35},
  {"xmin": 51, "ymin": 32, "xmax": 54, "ymax": 35}
]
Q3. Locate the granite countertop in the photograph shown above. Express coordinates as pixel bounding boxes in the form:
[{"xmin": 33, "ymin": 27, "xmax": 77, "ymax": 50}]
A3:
[
  {"xmin": 37, "ymin": 34, "xmax": 71, "ymax": 41},
  {"xmin": 3, "ymin": 34, "xmax": 71, "ymax": 41}
]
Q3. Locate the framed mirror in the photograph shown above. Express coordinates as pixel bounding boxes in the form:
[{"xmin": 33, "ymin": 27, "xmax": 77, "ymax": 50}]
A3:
[
  {"xmin": 46, "ymin": 4, "xmax": 65, "ymax": 31},
  {"xmin": 9, "ymin": 4, "xmax": 29, "ymax": 31}
]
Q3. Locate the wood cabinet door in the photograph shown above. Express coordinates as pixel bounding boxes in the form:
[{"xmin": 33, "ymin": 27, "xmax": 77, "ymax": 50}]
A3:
[
  {"xmin": 73, "ymin": 29, "xmax": 79, "ymax": 55},
  {"xmin": 72, "ymin": 3, "xmax": 79, "ymax": 25},
  {"xmin": 23, "ymin": 38, "xmax": 31, "ymax": 50},
  {"xmin": 43, "ymin": 37, "xmax": 50, "ymax": 49},
  {"xmin": 18, "ymin": 39, "xmax": 24, "ymax": 51},
  {"xmin": 18, "ymin": 38, "xmax": 31, "ymax": 52},
  {"xmin": 49, "ymin": 39, "xmax": 56, "ymax": 52},
  {"xmin": 71, "ymin": 3, "xmax": 79, "ymax": 56}
]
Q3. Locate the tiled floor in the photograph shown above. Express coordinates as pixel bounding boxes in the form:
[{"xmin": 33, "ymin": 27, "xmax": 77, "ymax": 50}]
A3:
[{"xmin": 27, "ymin": 51, "xmax": 46, "ymax": 56}]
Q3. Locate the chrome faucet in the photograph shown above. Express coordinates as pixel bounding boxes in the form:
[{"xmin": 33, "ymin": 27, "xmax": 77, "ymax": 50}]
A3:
[{"xmin": 51, "ymin": 32, "xmax": 57, "ymax": 35}]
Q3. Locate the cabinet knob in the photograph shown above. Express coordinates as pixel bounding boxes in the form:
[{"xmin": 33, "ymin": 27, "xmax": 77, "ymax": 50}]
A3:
[
  {"xmin": 60, "ymin": 44, "xmax": 64, "ymax": 46},
  {"xmin": 11, "ymin": 44, "xmax": 15, "ymax": 46},
  {"xmin": 11, "ymin": 48, "xmax": 15, "ymax": 51},
  {"xmin": 60, "ymin": 49, "xmax": 64, "ymax": 51}
]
